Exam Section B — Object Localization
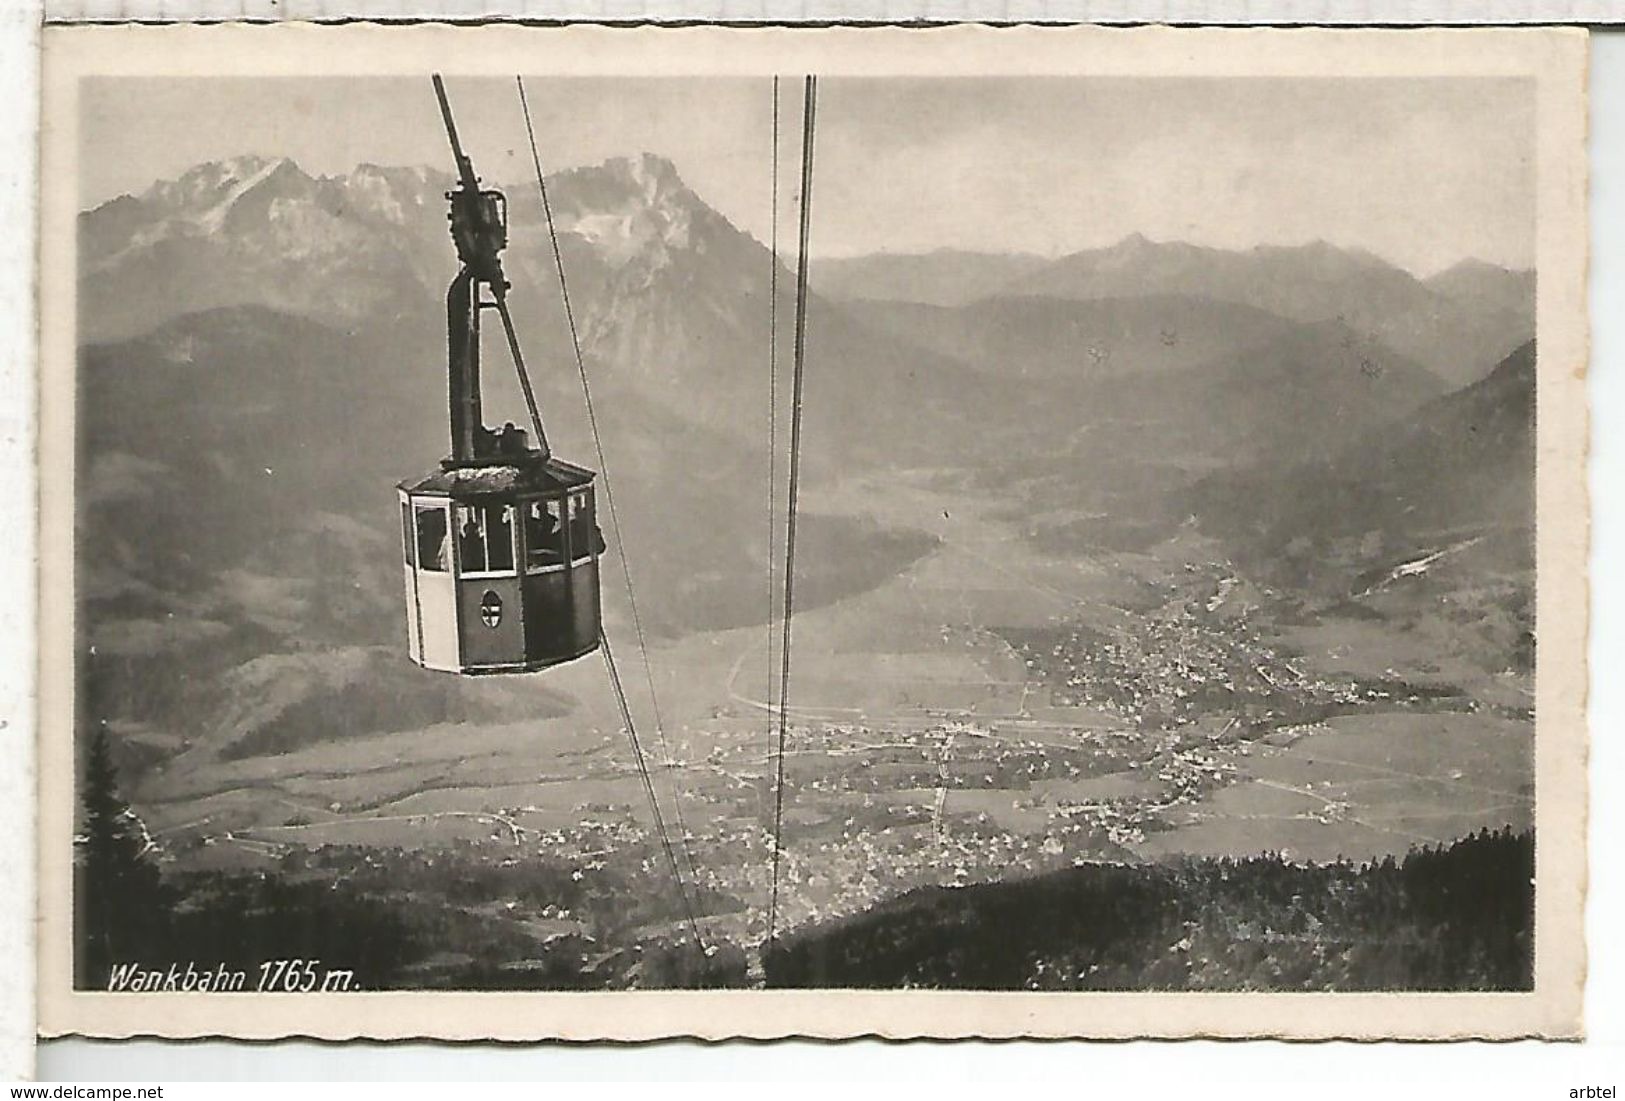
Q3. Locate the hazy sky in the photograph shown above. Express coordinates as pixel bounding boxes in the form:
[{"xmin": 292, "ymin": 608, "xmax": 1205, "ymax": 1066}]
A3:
[{"xmin": 80, "ymin": 75, "xmax": 1535, "ymax": 275}]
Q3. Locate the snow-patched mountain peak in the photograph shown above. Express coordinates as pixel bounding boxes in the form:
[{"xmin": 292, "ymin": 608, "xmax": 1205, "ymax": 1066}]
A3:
[
  {"xmin": 79, "ymin": 151, "xmax": 754, "ymax": 343},
  {"xmin": 143, "ymin": 156, "xmax": 308, "ymax": 215},
  {"xmin": 127, "ymin": 157, "xmax": 453, "ymax": 239},
  {"xmin": 344, "ymin": 163, "xmax": 450, "ymax": 226},
  {"xmin": 547, "ymin": 153, "xmax": 705, "ymax": 272},
  {"xmin": 625, "ymin": 152, "xmax": 684, "ymax": 194}
]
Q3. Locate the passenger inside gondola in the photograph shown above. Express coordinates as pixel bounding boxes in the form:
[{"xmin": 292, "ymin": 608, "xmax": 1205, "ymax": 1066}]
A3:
[
  {"xmin": 456, "ymin": 504, "xmax": 517, "ymax": 573},
  {"xmin": 525, "ymin": 499, "xmax": 565, "ymax": 567},
  {"xmin": 487, "ymin": 504, "xmax": 514, "ymax": 572},
  {"xmin": 568, "ymin": 492, "xmax": 606, "ymax": 557},
  {"xmin": 496, "ymin": 421, "xmax": 529, "ymax": 457},
  {"xmin": 416, "ymin": 506, "xmax": 450, "ymax": 572},
  {"xmin": 459, "ymin": 511, "xmax": 485, "ymax": 572}
]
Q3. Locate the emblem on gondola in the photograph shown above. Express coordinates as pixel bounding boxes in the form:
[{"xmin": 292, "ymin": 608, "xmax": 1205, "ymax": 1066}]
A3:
[{"xmin": 479, "ymin": 590, "xmax": 502, "ymax": 629}]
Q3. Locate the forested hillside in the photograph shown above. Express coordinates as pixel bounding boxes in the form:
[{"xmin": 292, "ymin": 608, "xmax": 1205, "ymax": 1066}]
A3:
[{"xmin": 766, "ymin": 828, "xmax": 1533, "ymax": 992}]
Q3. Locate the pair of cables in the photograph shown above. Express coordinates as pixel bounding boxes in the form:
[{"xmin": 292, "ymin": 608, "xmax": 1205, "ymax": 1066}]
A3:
[{"xmin": 510, "ymin": 73, "xmax": 820, "ymax": 956}]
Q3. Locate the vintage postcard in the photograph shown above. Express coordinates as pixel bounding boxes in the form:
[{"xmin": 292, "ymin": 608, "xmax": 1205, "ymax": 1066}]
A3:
[{"xmin": 34, "ymin": 24, "xmax": 1588, "ymax": 1040}]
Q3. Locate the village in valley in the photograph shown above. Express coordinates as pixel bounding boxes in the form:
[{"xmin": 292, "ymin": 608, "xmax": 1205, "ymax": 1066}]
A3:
[{"xmin": 127, "ymin": 528, "xmax": 1529, "ymax": 986}]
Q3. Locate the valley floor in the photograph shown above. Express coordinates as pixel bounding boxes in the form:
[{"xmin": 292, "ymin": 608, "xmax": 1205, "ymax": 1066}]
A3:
[{"xmin": 104, "ymin": 469, "xmax": 1534, "ymax": 990}]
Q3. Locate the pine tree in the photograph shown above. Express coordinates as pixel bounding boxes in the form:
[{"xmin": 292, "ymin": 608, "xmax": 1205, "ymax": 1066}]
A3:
[{"xmin": 75, "ymin": 725, "xmax": 167, "ymax": 987}]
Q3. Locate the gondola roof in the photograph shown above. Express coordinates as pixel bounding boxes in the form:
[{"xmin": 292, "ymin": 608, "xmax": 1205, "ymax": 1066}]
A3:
[{"xmin": 399, "ymin": 453, "xmax": 596, "ymax": 500}]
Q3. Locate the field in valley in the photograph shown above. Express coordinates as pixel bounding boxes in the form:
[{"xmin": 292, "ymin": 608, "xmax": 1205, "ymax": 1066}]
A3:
[{"xmin": 117, "ymin": 467, "xmax": 1534, "ymax": 983}]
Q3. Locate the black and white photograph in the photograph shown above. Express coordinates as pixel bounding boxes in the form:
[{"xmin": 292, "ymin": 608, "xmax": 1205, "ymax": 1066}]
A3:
[{"xmin": 33, "ymin": 24, "xmax": 1589, "ymax": 1041}]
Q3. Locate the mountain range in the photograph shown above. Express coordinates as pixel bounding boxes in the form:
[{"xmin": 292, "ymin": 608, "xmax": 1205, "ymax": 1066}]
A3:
[
  {"xmin": 77, "ymin": 152, "xmax": 1537, "ymax": 771},
  {"xmin": 1191, "ymin": 339, "xmax": 1536, "ymax": 576},
  {"xmin": 814, "ymin": 236, "xmax": 1533, "ymax": 388}
]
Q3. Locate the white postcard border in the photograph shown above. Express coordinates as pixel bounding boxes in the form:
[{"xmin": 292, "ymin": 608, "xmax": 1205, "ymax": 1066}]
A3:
[{"xmin": 33, "ymin": 22, "xmax": 1591, "ymax": 1042}]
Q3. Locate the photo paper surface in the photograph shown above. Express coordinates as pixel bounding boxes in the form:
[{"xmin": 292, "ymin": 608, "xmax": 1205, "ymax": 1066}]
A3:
[{"xmin": 35, "ymin": 23, "xmax": 1590, "ymax": 1040}]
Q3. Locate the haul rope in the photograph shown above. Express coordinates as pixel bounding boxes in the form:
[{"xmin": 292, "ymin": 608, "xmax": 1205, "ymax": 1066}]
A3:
[
  {"xmin": 515, "ymin": 75, "xmax": 707, "ymax": 951},
  {"xmin": 767, "ymin": 75, "xmax": 818, "ymax": 948}
]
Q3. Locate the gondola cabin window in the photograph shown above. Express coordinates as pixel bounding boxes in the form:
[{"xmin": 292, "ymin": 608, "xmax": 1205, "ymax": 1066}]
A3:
[
  {"xmin": 525, "ymin": 499, "xmax": 566, "ymax": 571},
  {"xmin": 457, "ymin": 503, "xmax": 517, "ymax": 576},
  {"xmin": 567, "ymin": 490, "xmax": 594, "ymax": 563},
  {"xmin": 415, "ymin": 504, "xmax": 450, "ymax": 572}
]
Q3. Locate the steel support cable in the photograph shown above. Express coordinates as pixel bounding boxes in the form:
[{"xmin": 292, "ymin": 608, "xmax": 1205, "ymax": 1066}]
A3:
[
  {"xmin": 764, "ymin": 75, "xmax": 782, "ymax": 837},
  {"xmin": 600, "ymin": 631, "xmax": 705, "ymax": 947},
  {"xmin": 514, "ymin": 75, "xmax": 706, "ymax": 949},
  {"xmin": 767, "ymin": 75, "xmax": 817, "ymax": 948}
]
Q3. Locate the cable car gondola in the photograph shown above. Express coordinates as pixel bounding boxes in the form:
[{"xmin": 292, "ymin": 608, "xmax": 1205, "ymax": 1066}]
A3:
[
  {"xmin": 399, "ymin": 77, "xmax": 603, "ymax": 675},
  {"xmin": 396, "ymin": 72, "xmax": 823, "ymax": 962}
]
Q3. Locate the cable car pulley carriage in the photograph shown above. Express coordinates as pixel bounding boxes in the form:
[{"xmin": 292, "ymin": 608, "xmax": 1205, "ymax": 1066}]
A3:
[{"xmin": 399, "ymin": 76, "xmax": 605, "ymax": 675}]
